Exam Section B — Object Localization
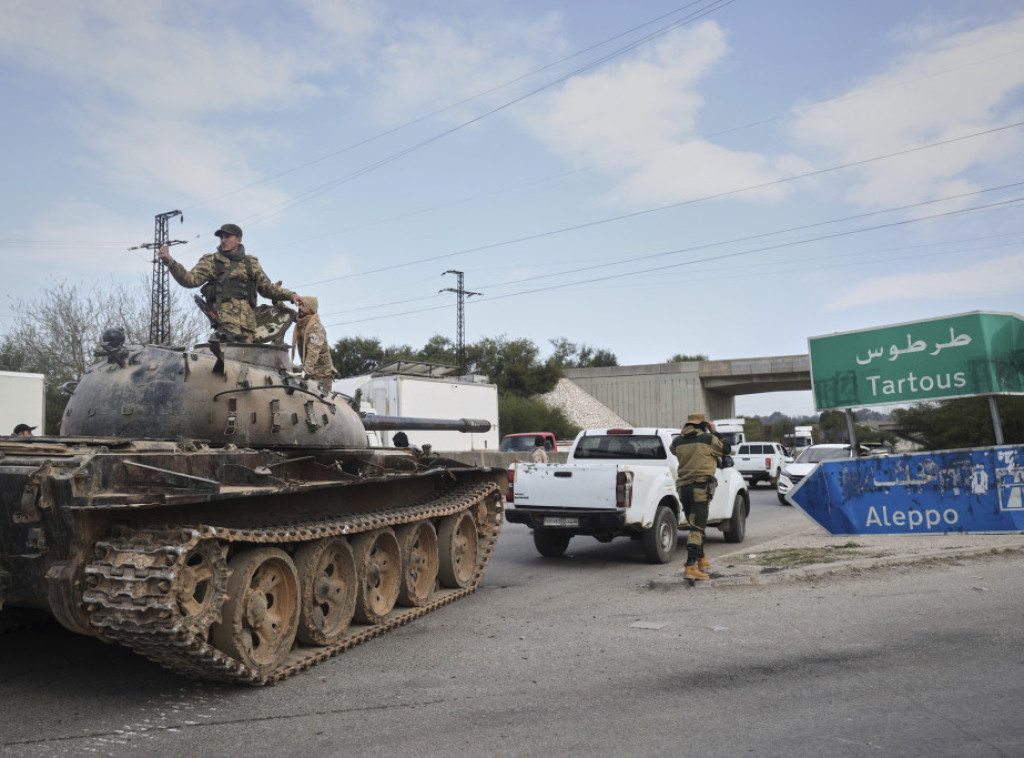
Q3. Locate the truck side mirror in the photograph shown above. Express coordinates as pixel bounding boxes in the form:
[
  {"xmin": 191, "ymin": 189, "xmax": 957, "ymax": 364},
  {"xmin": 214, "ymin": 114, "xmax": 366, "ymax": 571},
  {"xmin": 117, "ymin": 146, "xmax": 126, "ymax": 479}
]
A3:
[{"xmin": 718, "ymin": 455, "xmax": 734, "ymax": 469}]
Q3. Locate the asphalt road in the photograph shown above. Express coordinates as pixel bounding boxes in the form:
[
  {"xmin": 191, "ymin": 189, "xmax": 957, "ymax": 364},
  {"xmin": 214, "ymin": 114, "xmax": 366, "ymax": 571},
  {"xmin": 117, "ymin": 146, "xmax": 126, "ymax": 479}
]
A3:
[{"xmin": 2, "ymin": 487, "xmax": 1022, "ymax": 757}]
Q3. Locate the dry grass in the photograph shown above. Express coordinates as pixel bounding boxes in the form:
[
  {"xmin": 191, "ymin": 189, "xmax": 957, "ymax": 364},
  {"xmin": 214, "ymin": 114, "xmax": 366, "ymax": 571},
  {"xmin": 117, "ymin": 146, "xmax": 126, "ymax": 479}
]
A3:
[{"xmin": 734, "ymin": 542, "xmax": 871, "ymax": 569}]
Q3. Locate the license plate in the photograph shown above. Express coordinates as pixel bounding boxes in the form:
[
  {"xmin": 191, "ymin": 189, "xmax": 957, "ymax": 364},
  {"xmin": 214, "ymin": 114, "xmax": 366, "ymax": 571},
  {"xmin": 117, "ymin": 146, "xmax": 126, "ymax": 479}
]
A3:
[{"xmin": 543, "ymin": 517, "xmax": 578, "ymax": 528}]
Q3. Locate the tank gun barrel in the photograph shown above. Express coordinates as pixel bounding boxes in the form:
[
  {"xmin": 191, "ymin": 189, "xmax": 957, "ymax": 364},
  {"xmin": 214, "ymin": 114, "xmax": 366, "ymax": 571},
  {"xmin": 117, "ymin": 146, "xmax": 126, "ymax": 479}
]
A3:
[{"xmin": 362, "ymin": 416, "xmax": 491, "ymax": 433}]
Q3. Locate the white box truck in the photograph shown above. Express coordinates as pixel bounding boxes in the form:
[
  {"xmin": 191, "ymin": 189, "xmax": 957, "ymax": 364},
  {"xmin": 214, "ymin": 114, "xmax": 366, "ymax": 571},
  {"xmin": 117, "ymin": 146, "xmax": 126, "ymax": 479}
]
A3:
[
  {"xmin": 333, "ymin": 373, "xmax": 499, "ymax": 452},
  {"xmin": 783, "ymin": 425, "xmax": 814, "ymax": 456},
  {"xmin": 0, "ymin": 371, "xmax": 46, "ymax": 436},
  {"xmin": 713, "ymin": 417, "xmax": 746, "ymax": 448}
]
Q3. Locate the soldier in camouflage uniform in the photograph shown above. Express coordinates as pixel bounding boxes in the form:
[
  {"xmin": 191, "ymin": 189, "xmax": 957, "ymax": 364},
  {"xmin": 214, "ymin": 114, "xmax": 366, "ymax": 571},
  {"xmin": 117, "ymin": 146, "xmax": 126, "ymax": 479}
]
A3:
[
  {"xmin": 670, "ymin": 412, "xmax": 730, "ymax": 581},
  {"xmin": 292, "ymin": 295, "xmax": 337, "ymax": 386},
  {"xmin": 158, "ymin": 223, "xmax": 296, "ymax": 342}
]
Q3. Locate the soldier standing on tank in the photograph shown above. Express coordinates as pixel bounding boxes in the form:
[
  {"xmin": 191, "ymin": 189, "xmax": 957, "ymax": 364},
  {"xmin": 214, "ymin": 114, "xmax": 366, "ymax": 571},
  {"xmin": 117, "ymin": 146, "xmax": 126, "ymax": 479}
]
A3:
[
  {"xmin": 670, "ymin": 412, "xmax": 730, "ymax": 581},
  {"xmin": 158, "ymin": 223, "xmax": 297, "ymax": 342},
  {"xmin": 291, "ymin": 295, "xmax": 337, "ymax": 386}
]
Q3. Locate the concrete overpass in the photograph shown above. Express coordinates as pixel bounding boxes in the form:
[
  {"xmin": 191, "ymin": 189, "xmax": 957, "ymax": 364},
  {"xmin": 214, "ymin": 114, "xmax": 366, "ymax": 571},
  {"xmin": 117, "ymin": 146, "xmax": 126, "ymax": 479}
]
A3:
[{"xmin": 563, "ymin": 354, "xmax": 811, "ymax": 427}]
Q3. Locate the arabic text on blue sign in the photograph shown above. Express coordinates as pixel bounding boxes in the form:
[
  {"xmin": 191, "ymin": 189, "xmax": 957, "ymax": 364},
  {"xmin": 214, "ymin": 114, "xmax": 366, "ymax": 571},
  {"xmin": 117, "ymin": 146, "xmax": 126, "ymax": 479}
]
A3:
[{"xmin": 787, "ymin": 445, "xmax": 1024, "ymax": 535}]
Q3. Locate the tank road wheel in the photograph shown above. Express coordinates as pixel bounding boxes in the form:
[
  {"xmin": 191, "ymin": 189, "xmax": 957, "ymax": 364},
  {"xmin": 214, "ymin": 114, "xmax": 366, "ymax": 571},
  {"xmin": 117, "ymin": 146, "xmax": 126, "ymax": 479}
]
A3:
[
  {"xmin": 352, "ymin": 529, "xmax": 402, "ymax": 624},
  {"xmin": 437, "ymin": 511, "xmax": 478, "ymax": 589},
  {"xmin": 211, "ymin": 547, "xmax": 300, "ymax": 675},
  {"xmin": 293, "ymin": 538, "xmax": 358, "ymax": 646},
  {"xmin": 395, "ymin": 521, "xmax": 439, "ymax": 607},
  {"xmin": 176, "ymin": 540, "xmax": 229, "ymax": 634}
]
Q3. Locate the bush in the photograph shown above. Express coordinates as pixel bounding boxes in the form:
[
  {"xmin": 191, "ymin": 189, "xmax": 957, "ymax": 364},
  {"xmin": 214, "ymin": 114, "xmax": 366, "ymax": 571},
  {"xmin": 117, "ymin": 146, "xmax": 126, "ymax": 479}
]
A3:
[{"xmin": 499, "ymin": 395, "xmax": 579, "ymax": 440}]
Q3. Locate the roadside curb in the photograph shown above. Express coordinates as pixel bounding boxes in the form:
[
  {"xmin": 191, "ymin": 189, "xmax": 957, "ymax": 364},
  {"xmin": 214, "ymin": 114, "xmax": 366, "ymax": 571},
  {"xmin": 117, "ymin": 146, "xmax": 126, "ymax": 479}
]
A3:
[{"xmin": 648, "ymin": 544, "xmax": 1024, "ymax": 590}]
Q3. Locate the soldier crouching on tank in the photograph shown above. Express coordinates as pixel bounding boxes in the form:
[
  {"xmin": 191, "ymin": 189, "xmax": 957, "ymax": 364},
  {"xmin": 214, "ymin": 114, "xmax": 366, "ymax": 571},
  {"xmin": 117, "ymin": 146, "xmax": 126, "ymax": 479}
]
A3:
[
  {"xmin": 291, "ymin": 295, "xmax": 338, "ymax": 387},
  {"xmin": 670, "ymin": 412, "xmax": 731, "ymax": 581},
  {"xmin": 158, "ymin": 223, "xmax": 297, "ymax": 343}
]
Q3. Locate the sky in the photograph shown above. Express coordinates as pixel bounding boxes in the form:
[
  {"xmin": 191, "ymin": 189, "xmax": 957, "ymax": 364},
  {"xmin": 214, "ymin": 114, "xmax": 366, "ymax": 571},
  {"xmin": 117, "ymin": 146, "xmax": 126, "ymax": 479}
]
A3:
[{"xmin": 1, "ymin": 0, "xmax": 1023, "ymax": 417}]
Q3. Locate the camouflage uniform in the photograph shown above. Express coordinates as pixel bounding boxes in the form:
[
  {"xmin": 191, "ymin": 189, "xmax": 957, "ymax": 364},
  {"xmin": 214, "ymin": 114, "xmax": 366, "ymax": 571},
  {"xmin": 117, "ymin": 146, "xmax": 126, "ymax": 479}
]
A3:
[
  {"xmin": 293, "ymin": 296, "xmax": 337, "ymax": 385},
  {"xmin": 670, "ymin": 414, "xmax": 730, "ymax": 565},
  {"xmin": 166, "ymin": 246, "xmax": 296, "ymax": 341}
]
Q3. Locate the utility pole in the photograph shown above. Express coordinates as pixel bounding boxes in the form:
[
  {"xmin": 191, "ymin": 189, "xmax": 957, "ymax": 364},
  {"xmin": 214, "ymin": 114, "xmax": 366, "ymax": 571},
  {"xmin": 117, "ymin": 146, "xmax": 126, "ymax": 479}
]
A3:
[
  {"xmin": 130, "ymin": 210, "xmax": 186, "ymax": 345},
  {"xmin": 440, "ymin": 270, "xmax": 481, "ymax": 376}
]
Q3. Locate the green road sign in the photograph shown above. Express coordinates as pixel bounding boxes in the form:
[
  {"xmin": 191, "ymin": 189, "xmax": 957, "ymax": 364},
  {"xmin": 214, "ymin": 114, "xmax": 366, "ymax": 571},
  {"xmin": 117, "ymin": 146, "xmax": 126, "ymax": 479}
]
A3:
[{"xmin": 809, "ymin": 311, "xmax": 1024, "ymax": 411}]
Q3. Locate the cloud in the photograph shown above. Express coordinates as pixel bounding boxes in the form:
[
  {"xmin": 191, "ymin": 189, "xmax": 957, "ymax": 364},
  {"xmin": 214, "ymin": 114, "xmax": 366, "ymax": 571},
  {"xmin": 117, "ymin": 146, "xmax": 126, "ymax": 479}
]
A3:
[
  {"xmin": 0, "ymin": 1, "xmax": 383, "ymax": 234},
  {"xmin": 0, "ymin": 1, "xmax": 336, "ymax": 114},
  {"xmin": 518, "ymin": 22, "xmax": 808, "ymax": 206},
  {"xmin": 370, "ymin": 11, "xmax": 565, "ymax": 124},
  {"xmin": 827, "ymin": 251, "xmax": 1024, "ymax": 310},
  {"xmin": 790, "ymin": 15, "xmax": 1024, "ymax": 209},
  {"xmin": 81, "ymin": 115, "xmax": 292, "ymax": 214}
]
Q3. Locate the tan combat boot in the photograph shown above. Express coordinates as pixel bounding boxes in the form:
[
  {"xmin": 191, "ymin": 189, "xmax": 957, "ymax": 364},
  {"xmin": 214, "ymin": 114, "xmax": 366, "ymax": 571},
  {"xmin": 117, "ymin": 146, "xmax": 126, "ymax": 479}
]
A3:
[
  {"xmin": 697, "ymin": 556, "xmax": 711, "ymax": 572},
  {"xmin": 683, "ymin": 563, "xmax": 709, "ymax": 581}
]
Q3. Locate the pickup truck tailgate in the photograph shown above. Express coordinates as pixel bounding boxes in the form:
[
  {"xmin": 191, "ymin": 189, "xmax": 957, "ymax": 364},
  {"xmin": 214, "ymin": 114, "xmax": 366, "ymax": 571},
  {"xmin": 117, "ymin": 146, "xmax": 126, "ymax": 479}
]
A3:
[{"xmin": 509, "ymin": 462, "xmax": 621, "ymax": 510}]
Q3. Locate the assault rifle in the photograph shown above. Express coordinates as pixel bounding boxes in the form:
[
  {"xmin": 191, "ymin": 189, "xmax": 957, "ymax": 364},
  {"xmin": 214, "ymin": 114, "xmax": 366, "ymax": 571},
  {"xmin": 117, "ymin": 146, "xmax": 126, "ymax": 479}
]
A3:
[{"xmin": 194, "ymin": 294, "xmax": 224, "ymax": 331}]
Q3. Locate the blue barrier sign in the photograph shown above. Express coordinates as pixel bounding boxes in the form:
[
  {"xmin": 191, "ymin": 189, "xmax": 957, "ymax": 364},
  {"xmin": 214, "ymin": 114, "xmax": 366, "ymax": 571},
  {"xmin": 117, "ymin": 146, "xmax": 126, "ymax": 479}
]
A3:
[{"xmin": 787, "ymin": 445, "xmax": 1024, "ymax": 535}]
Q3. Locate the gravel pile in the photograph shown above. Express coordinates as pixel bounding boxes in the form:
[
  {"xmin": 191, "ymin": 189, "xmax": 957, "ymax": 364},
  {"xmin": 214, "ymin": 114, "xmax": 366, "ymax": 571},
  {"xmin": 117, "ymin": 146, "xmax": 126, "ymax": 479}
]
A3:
[{"xmin": 539, "ymin": 378, "xmax": 632, "ymax": 429}]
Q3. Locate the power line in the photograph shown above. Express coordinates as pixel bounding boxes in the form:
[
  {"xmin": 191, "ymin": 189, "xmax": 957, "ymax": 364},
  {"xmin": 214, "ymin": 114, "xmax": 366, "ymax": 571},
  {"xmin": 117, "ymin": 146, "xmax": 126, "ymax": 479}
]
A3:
[
  {"xmin": 266, "ymin": 46, "xmax": 1024, "ymax": 256},
  {"xmin": 240, "ymin": 0, "xmax": 739, "ymax": 227},
  {"xmin": 320, "ymin": 226, "xmax": 1024, "ymax": 318},
  {"xmin": 184, "ymin": 1, "xmax": 726, "ymax": 213},
  {"xmin": 299, "ymin": 120, "xmax": 1024, "ymax": 289},
  {"xmin": 323, "ymin": 194, "xmax": 1024, "ymax": 327}
]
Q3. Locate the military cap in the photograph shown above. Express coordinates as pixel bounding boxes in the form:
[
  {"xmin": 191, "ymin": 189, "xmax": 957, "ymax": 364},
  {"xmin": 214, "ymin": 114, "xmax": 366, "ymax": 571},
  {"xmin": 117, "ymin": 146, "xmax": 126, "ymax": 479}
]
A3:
[
  {"xmin": 13, "ymin": 424, "xmax": 36, "ymax": 434},
  {"xmin": 215, "ymin": 223, "xmax": 243, "ymax": 238},
  {"xmin": 686, "ymin": 412, "xmax": 706, "ymax": 425}
]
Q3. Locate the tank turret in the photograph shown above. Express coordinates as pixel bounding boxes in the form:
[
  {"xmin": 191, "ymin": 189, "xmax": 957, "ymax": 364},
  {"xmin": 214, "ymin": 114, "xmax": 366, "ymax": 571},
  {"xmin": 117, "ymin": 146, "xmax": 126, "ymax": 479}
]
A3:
[{"xmin": 61, "ymin": 338, "xmax": 490, "ymax": 448}]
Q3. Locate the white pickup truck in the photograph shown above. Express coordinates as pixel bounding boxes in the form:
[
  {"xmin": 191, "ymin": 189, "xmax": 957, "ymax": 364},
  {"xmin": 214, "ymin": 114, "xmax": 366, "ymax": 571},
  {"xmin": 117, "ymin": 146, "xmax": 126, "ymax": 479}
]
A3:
[
  {"xmin": 505, "ymin": 427, "xmax": 750, "ymax": 563},
  {"xmin": 733, "ymin": 441, "xmax": 790, "ymax": 488}
]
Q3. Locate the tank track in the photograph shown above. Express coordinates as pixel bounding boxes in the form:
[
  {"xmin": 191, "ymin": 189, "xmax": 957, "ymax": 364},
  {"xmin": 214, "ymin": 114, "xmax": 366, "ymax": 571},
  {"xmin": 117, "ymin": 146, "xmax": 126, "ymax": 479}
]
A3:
[{"xmin": 81, "ymin": 481, "xmax": 502, "ymax": 685}]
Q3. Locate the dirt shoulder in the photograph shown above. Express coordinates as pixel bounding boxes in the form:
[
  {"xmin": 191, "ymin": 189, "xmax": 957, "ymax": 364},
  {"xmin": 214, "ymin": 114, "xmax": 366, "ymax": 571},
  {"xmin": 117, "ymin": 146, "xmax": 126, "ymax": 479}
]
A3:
[{"xmin": 651, "ymin": 527, "xmax": 1024, "ymax": 588}]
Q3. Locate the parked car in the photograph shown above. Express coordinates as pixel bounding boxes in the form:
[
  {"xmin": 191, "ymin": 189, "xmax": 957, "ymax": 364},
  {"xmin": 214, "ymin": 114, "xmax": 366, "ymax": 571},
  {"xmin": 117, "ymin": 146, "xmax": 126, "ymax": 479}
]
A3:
[
  {"xmin": 733, "ymin": 441, "xmax": 791, "ymax": 488},
  {"xmin": 776, "ymin": 443, "xmax": 883, "ymax": 504},
  {"xmin": 500, "ymin": 432, "xmax": 557, "ymax": 453}
]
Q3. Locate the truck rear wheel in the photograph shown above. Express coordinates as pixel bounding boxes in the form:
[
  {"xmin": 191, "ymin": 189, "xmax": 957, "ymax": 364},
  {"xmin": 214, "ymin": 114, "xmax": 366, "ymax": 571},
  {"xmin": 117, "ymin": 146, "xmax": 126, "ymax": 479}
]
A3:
[
  {"xmin": 533, "ymin": 527, "xmax": 571, "ymax": 557},
  {"xmin": 722, "ymin": 493, "xmax": 747, "ymax": 544},
  {"xmin": 642, "ymin": 505, "xmax": 677, "ymax": 564}
]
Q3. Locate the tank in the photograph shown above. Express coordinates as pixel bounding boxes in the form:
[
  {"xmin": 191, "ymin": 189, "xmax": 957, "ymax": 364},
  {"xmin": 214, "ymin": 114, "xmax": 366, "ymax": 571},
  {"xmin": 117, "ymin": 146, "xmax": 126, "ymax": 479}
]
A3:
[{"xmin": 0, "ymin": 335, "xmax": 505, "ymax": 684}]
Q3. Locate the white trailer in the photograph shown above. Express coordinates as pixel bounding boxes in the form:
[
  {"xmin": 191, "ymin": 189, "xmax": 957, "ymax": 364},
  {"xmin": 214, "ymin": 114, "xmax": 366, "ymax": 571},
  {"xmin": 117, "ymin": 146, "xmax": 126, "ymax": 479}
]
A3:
[
  {"xmin": 0, "ymin": 371, "xmax": 46, "ymax": 436},
  {"xmin": 334, "ymin": 372, "xmax": 499, "ymax": 452}
]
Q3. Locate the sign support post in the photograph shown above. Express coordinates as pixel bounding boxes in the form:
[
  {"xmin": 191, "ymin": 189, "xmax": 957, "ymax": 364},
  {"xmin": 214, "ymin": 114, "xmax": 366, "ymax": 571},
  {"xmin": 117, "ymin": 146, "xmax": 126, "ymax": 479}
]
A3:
[
  {"xmin": 844, "ymin": 408, "xmax": 858, "ymax": 452},
  {"xmin": 989, "ymin": 395, "xmax": 1004, "ymax": 445}
]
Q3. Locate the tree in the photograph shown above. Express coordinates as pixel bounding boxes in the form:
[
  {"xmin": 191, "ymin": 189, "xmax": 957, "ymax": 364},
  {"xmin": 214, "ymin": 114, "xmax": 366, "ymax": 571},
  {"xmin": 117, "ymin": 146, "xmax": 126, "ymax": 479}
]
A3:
[
  {"xmin": 549, "ymin": 338, "xmax": 619, "ymax": 369},
  {"xmin": 665, "ymin": 353, "xmax": 708, "ymax": 362},
  {"xmin": 499, "ymin": 394, "xmax": 579, "ymax": 439},
  {"xmin": 893, "ymin": 397, "xmax": 1023, "ymax": 449},
  {"xmin": 3, "ymin": 277, "xmax": 205, "ymax": 434},
  {"xmin": 418, "ymin": 334, "xmax": 457, "ymax": 366},
  {"xmin": 468, "ymin": 335, "xmax": 560, "ymax": 396},
  {"xmin": 330, "ymin": 336, "xmax": 416, "ymax": 378}
]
